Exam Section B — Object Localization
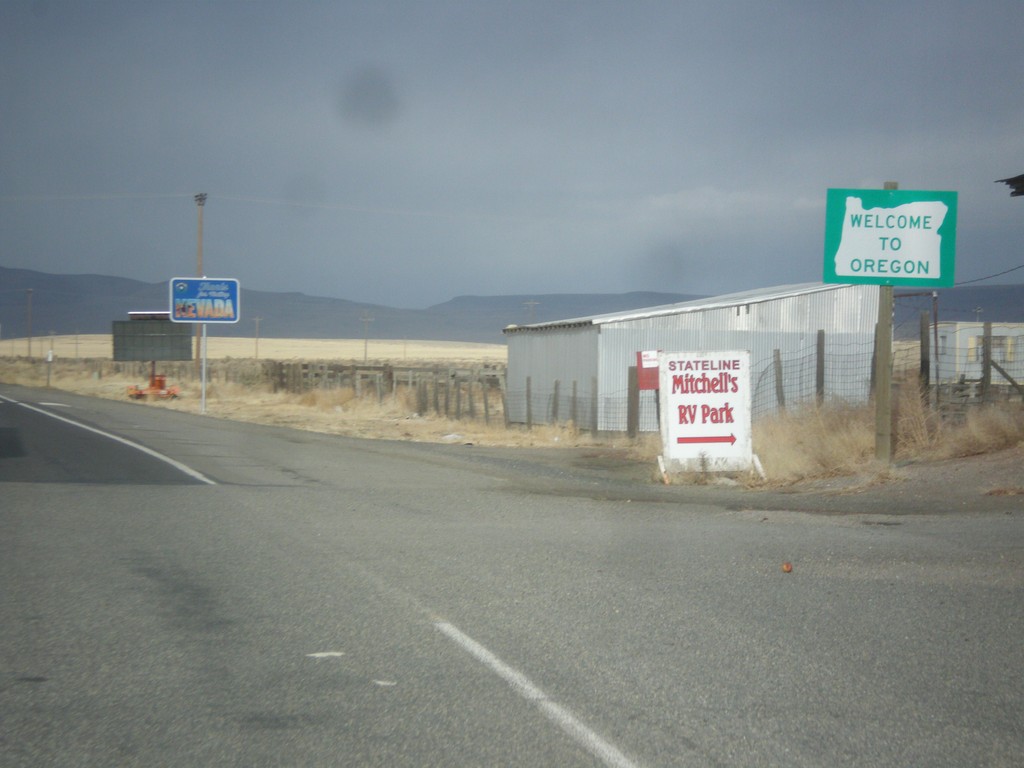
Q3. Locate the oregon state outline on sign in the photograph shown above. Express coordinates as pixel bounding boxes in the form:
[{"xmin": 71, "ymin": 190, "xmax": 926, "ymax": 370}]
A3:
[{"xmin": 823, "ymin": 189, "xmax": 957, "ymax": 287}]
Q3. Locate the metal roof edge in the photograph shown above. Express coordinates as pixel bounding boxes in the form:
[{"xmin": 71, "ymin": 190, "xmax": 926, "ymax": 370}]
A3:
[
  {"xmin": 503, "ymin": 283, "xmax": 860, "ymax": 332},
  {"xmin": 503, "ymin": 319, "xmax": 594, "ymax": 334}
]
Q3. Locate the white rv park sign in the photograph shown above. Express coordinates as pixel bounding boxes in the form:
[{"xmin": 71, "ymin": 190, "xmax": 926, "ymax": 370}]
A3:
[{"xmin": 658, "ymin": 350, "xmax": 752, "ymax": 472}]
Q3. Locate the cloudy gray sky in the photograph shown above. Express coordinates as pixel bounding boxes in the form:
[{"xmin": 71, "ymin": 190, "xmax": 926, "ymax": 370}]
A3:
[{"xmin": 2, "ymin": 0, "xmax": 1021, "ymax": 308}]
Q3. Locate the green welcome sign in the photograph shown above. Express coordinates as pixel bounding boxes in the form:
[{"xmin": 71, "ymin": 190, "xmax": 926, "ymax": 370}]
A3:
[{"xmin": 823, "ymin": 188, "xmax": 958, "ymax": 287}]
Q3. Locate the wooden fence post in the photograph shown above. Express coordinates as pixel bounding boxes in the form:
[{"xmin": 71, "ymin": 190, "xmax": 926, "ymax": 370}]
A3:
[
  {"xmin": 499, "ymin": 375, "xmax": 509, "ymax": 427},
  {"xmin": 919, "ymin": 311, "xmax": 931, "ymax": 404},
  {"xmin": 526, "ymin": 376, "xmax": 533, "ymax": 430},
  {"xmin": 482, "ymin": 375, "xmax": 490, "ymax": 425},
  {"xmin": 981, "ymin": 322, "xmax": 992, "ymax": 402},
  {"xmin": 552, "ymin": 379, "xmax": 561, "ymax": 423},
  {"xmin": 816, "ymin": 330, "xmax": 825, "ymax": 406},
  {"xmin": 627, "ymin": 366, "xmax": 639, "ymax": 438},
  {"xmin": 773, "ymin": 349, "xmax": 786, "ymax": 410},
  {"xmin": 417, "ymin": 375, "xmax": 428, "ymax": 415},
  {"xmin": 870, "ymin": 325, "xmax": 877, "ymax": 396}
]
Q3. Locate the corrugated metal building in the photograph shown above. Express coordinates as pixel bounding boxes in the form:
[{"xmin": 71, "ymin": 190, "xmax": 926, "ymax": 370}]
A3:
[{"xmin": 503, "ymin": 283, "xmax": 880, "ymax": 431}]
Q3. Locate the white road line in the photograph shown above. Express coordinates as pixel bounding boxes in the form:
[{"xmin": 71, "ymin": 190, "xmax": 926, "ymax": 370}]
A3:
[
  {"xmin": 434, "ymin": 621, "xmax": 642, "ymax": 768},
  {"xmin": 0, "ymin": 395, "xmax": 216, "ymax": 485}
]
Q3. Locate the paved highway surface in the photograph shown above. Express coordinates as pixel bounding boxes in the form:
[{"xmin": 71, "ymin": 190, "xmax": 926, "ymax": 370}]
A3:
[{"xmin": 1, "ymin": 384, "xmax": 1022, "ymax": 766}]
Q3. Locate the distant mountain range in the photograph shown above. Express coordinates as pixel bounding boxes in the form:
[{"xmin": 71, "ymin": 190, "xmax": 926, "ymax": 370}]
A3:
[
  {"xmin": 1, "ymin": 266, "xmax": 1020, "ymax": 344},
  {"xmin": 0, "ymin": 266, "xmax": 700, "ymax": 344}
]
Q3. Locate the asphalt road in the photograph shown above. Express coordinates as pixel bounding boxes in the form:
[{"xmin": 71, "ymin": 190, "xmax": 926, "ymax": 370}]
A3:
[{"xmin": 1, "ymin": 384, "xmax": 1022, "ymax": 767}]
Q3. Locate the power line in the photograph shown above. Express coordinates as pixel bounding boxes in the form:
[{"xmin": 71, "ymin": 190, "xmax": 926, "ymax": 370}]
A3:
[
  {"xmin": 214, "ymin": 193, "xmax": 543, "ymax": 224},
  {"xmin": 0, "ymin": 193, "xmax": 194, "ymax": 203},
  {"xmin": 955, "ymin": 263, "xmax": 1024, "ymax": 286}
]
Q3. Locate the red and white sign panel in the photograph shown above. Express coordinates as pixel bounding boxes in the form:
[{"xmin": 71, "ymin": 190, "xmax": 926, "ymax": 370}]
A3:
[
  {"xmin": 636, "ymin": 350, "xmax": 660, "ymax": 391},
  {"xmin": 658, "ymin": 350, "xmax": 752, "ymax": 472}
]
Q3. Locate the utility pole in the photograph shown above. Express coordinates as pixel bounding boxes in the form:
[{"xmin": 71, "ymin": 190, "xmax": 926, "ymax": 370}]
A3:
[
  {"xmin": 360, "ymin": 313, "xmax": 374, "ymax": 363},
  {"xmin": 253, "ymin": 317, "xmax": 261, "ymax": 360},
  {"xmin": 194, "ymin": 193, "xmax": 207, "ymax": 378},
  {"xmin": 46, "ymin": 331, "xmax": 55, "ymax": 387},
  {"xmin": 523, "ymin": 300, "xmax": 539, "ymax": 323},
  {"xmin": 26, "ymin": 288, "xmax": 33, "ymax": 358},
  {"xmin": 195, "ymin": 193, "xmax": 207, "ymax": 275}
]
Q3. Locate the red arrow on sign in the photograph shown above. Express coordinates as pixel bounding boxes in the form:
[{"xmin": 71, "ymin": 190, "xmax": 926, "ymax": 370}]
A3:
[{"xmin": 677, "ymin": 434, "xmax": 737, "ymax": 445}]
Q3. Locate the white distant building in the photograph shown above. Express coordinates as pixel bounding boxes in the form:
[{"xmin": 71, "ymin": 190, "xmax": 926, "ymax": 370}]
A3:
[
  {"xmin": 503, "ymin": 283, "xmax": 880, "ymax": 431},
  {"xmin": 934, "ymin": 321, "xmax": 1024, "ymax": 382}
]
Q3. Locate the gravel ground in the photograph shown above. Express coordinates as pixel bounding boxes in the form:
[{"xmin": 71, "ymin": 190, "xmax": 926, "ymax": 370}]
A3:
[{"xmin": 422, "ymin": 440, "xmax": 1024, "ymax": 517}]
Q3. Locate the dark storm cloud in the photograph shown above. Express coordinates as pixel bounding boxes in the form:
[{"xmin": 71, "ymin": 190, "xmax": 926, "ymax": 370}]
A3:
[
  {"xmin": 339, "ymin": 66, "xmax": 402, "ymax": 129},
  {"xmin": 1, "ymin": 0, "xmax": 1022, "ymax": 308}
]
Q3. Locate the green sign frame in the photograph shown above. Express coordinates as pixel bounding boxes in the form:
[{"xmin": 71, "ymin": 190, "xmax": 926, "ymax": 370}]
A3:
[{"xmin": 823, "ymin": 188, "xmax": 957, "ymax": 287}]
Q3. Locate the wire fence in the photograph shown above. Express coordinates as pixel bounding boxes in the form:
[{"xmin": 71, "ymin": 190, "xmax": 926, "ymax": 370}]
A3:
[
  {"xmin": 503, "ymin": 323, "xmax": 1023, "ymax": 432},
  {"xmin": 5, "ymin": 322, "xmax": 1021, "ymax": 434}
]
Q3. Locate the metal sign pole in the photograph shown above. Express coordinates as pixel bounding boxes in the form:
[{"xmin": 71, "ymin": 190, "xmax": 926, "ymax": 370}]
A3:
[
  {"xmin": 168, "ymin": 277, "xmax": 239, "ymax": 413},
  {"xmin": 201, "ymin": 322, "xmax": 208, "ymax": 414},
  {"xmin": 875, "ymin": 283, "xmax": 893, "ymax": 461},
  {"xmin": 873, "ymin": 181, "xmax": 898, "ymax": 463}
]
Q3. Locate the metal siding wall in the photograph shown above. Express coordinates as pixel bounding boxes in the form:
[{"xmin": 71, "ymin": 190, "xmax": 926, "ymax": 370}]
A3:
[
  {"xmin": 505, "ymin": 326, "xmax": 600, "ymax": 426},
  {"xmin": 509, "ymin": 285, "xmax": 878, "ymax": 431},
  {"xmin": 596, "ymin": 285, "xmax": 878, "ymax": 431}
]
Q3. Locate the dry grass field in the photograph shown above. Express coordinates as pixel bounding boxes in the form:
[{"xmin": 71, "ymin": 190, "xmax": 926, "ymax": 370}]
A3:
[
  {"xmin": 2, "ymin": 334, "xmax": 1022, "ymax": 488},
  {"xmin": 1, "ymin": 334, "xmax": 601, "ymax": 451},
  {"xmin": 0, "ymin": 333, "xmax": 923, "ymax": 371},
  {"xmin": 0, "ymin": 334, "xmax": 507, "ymax": 365}
]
